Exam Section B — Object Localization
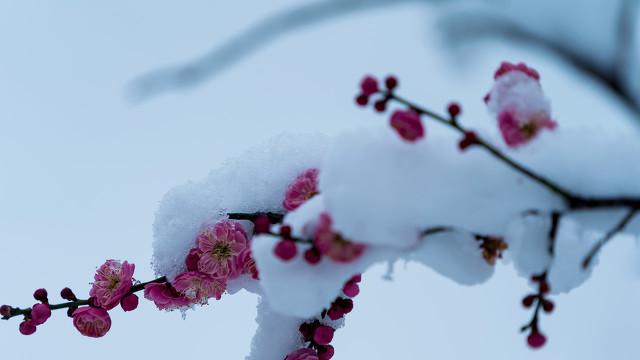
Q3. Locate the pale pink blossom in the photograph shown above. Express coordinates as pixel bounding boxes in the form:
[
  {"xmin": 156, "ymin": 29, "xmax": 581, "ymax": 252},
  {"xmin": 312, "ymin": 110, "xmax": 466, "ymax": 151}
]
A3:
[
  {"xmin": 285, "ymin": 348, "xmax": 319, "ymax": 360},
  {"xmin": 89, "ymin": 260, "xmax": 135, "ymax": 310},
  {"xmin": 196, "ymin": 221, "xmax": 248, "ymax": 278},
  {"xmin": 172, "ymin": 271, "xmax": 226, "ymax": 304},
  {"xmin": 283, "ymin": 168, "xmax": 320, "ymax": 211},
  {"xmin": 314, "ymin": 213, "xmax": 366, "ymax": 263},
  {"xmin": 72, "ymin": 306, "xmax": 111, "ymax": 338},
  {"xmin": 486, "ymin": 61, "xmax": 556, "ymax": 148},
  {"xmin": 143, "ymin": 283, "xmax": 190, "ymax": 310}
]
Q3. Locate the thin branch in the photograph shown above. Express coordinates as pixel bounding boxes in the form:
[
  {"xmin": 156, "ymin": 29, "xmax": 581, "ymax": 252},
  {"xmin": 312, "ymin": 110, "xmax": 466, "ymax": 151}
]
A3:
[
  {"xmin": 228, "ymin": 211, "xmax": 284, "ymax": 224},
  {"xmin": 2, "ymin": 277, "xmax": 167, "ymax": 321},
  {"xmin": 582, "ymin": 207, "xmax": 639, "ymax": 269},
  {"xmin": 385, "ymin": 91, "xmax": 640, "ymax": 210}
]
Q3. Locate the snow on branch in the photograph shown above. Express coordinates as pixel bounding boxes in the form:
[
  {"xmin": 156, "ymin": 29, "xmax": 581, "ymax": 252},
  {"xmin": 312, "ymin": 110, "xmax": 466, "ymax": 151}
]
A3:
[{"xmin": 4, "ymin": 62, "xmax": 640, "ymax": 359}]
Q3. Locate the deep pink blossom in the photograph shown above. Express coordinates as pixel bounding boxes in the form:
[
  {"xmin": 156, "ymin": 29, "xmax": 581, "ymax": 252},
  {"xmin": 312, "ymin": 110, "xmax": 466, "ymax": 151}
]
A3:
[
  {"xmin": 494, "ymin": 61, "xmax": 540, "ymax": 80},
  {"xmin": 185, "ymin": 248, "xmax": 202, "ymax": 272},
  {"xmin": 143, "ymin": 283, "xmax": 190, "ymax": 310},
  {"xmin": 283, "ymin": 168, "xmax": 319, "ymax": 211},
  {"xmin": 234, "ymin": 249, "xmax": 259, "ymax": 280},
  {"xmin": 89, "ymin": 260, "xmax": 135, "ymax": 310},
  {"xmin": 390, "ymin": 110, "xmax": 424, "ymax": 142},
  {"xmin": 172, "ymin": 271, "xmax": 226, "ymax": 304},
  {"xmin": 30, "ymin": 303, "xmax": 51, "ymax": 325},
  {"xmin": 120, "ymin": 294, "xmax": 139, "ymax": 312},
  {"xmin": 285, "ymin": 348, "xmax": 319, "ymax": 360},
  {"xmin": 313, "ymin": 325, "xmax": 335, "ymax": 345},
  {"xmin": 196, "ymin": 221, "xmax": 248, "ymax": 278},
  {"xmin": 314, "ymin": 213, "xmax": 366, "ymax": 263},
  {"xmin": 19, "ymin": 320, "xmax": 37, "ymax": 335},
  {"xmin": 498, "ymin": 108, "xmax": 557, "ymax": 148},
  {"xmin": 72, "ymin": 306, "xmax": 111, "ymax": 338}
]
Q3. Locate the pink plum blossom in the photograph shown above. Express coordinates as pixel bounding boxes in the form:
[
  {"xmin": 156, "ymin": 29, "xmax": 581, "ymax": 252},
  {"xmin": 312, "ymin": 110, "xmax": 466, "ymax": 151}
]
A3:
[
  {"xmin": 72, "ymin": 306, "xmax": 111, "ymax": 338},
  {"xmin": 89, "ymin": 260, "xmax": 135, "ymax": 310},
  {"xmin": 143, "ymin": 283, "xmax": 191, "ymax": 310},
  {"xmin": 172, "ymin": 271, "xmax": 226, "ymax": 304},
  {"xmin": 485, "ymin": 61, "xmax": 556, "ymax": 148},
  {"xmin": 283, "ymin": 168, "xmax": 319, "ymax": 211},
  {"xmin": 234, "ymin": 248, "xmax": 259, "ymax": 280},
  {"xmin": 285, "ymin": 348, "xmax": 319, "ymax": 360},
  {"xmin": 314, "ymin": 213, "xmax": 366, "ymax": 263},
  {"xmin": 390, "ymin": 109, "xmax": 424, "ymax": 142},
  {"xmin": 185, "ymin": 248, "xmax": 201, "ymax": 272},
  {"xmin": 498, "ymin": 108, "xmax": 557, "ymax": 147},
  {"xmin": 196, "ymin": 221, "xmax": 248, "ymax": 278}
]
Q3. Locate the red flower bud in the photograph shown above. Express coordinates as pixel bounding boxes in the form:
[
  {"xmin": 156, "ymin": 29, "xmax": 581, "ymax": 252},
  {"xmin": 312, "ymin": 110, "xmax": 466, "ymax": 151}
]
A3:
[
  {"xmin": 60, "ymin": 287, "xmax": 77, "ymax": 301},
  {"xmin": 33, "ymin": 288, "xmax": 48, "ymax": 303},
  {"xmin": 274, "ymin": 240, "xmax": 297, "ymax": 261},
  {"xmin": 522, "ymin": 294, "xmax": 536, "ymax": 308},
  {"xmin": 304, "ymin": 247, "xmax": 322, "ymax": 265},
  {"xmin": 447, "ymin": 102, "xmax": 461, "ymax": 118},
  {"xmin": 0, "ymin": 305, "xmax": 12, "ymax": 318},
  {"xmin": 384, "ymin": 76, "xmax": 398, "ymax": 90},
  {"xmin": 19, "ymin": 320, "xmax": 37, "ymax": 336}
]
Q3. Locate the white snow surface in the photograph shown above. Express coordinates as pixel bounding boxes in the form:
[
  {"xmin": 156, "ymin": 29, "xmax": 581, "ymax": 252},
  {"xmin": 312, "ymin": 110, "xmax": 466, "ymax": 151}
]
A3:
[
  {"xmin": 152, "ymin": 133, "xmax": 329, "ymax": 279},
  {"xmin": 410, "ymin": 229, "xmax": 495, "ymax": 286}
]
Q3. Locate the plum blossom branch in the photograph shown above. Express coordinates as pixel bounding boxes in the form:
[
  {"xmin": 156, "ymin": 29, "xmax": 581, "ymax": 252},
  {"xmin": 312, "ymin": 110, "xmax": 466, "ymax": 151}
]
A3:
[
  {"xmin": 1, "ymin": 277, "xmax": 167, "ymax": 321},
  {"xmin": 378, "ymin": 90, "xmax": 640, "ymax": 210},
  {"xmin": 582, "ymin": 206, "xmax": 639, "ymax": 269}
]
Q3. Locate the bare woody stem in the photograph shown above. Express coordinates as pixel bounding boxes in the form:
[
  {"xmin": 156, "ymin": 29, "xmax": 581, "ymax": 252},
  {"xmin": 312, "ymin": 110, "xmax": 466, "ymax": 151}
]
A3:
[
  {"xmin": 582, "ymin": 207, "xmax": 639, "ymax": 268},
  {"xmin": 2, "ymin": 277, "xmax": 167, "ymax": 321},
  {"xmin": 385, "ymin": 92, "xmax": 640, "ymax": 210}
]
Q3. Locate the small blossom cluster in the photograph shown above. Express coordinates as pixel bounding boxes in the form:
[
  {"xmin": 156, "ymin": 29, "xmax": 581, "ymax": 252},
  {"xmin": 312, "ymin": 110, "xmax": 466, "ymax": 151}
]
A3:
[
  {"xmin": 2, "ymin": 260, "xmax": 137, "ymax": 338},
  {"xmin": 145, "ymin": 220, "xmax": 258, "ymax": 310},
  {"xmin": 271, "ymin": 168, "xmax": 366, "ymax": 264},
  {"xmin": 521, "ymin": 273, "xmax": 555, "ymax": 349},
  {"xmin": 285, "ymin": 274, "xmax": 362, "ymax": 360}
]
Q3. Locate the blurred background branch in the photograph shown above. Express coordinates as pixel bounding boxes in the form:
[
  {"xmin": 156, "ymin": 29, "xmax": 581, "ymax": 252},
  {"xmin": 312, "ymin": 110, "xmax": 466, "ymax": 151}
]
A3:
[{"xmin": 129, "ymin": 0, "xmax": 640, "ymax": 115}]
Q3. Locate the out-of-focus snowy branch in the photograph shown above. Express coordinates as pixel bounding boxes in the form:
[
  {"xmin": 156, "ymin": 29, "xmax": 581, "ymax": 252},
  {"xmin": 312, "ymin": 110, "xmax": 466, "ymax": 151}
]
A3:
[
  {"xmin": 582, "ymin": 206, "xmax": 639, "ymax": 269},
  {"xmin": 128, "ymin": 0, "xmax": 424, "ymax": 101}
]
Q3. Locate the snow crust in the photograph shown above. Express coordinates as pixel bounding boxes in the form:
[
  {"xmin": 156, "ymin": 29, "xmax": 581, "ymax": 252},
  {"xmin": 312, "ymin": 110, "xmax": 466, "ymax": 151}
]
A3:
[{"xmin": 152, "ymin": 133, "xmax": 329, "ymax": 279}]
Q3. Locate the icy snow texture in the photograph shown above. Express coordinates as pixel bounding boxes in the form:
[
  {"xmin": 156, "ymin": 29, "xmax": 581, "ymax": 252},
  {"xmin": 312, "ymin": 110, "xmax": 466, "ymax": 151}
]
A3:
[
  {"xmin": 320, "ymin": 123, "xmax": 640, "ymax": 250},
  {"xmin": 246, "ymin": 297, "xmax": 305, "ymax": 360},
  {"xmin": 152, "ymin": 133, "xmax": 329, "ymax": 279},
  {"xmin": 505, "ymin": 212, "xmax": 608, "ymax": 294},
  {"xmin": 255, "ymin": 196, "xmax": 494, "ymax": 318},
  {"xmin": 504, "ymin": 213, "xmax": 553, "ymax": 277},
  {"xmin": 547, "ymin": 219, "xmax": 599, "ymax": 294},
  {"xmin": 410, "ymin": 230, "xmax": 494, "ymax": 286}
]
